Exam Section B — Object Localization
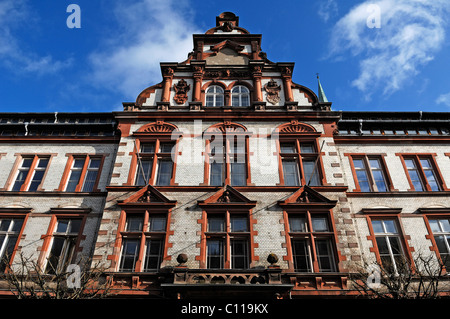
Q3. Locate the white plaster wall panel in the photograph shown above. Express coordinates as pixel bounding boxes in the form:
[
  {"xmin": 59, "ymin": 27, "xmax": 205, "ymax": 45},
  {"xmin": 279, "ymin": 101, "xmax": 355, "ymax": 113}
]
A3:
[
  {"xmin": 292, "ymin": 88, "xmax": 313, "ymax": 106},
  {"xmin": 174, "ymin": 135, "xmax": 205, "ymax": 186},
  {"xmin": 142, "ymin": 88, "xmax": 162, "ymax": 106}
]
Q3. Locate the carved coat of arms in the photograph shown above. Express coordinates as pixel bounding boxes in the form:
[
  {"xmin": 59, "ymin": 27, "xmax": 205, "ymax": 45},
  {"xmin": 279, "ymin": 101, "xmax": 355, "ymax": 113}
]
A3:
[
  {"xmin": 264, "ymin": 79, "xmax": 281, "ymax": 105},
  {"xmin": 173, "ymin": 79, "xmax": 190, "ymax": 104}
]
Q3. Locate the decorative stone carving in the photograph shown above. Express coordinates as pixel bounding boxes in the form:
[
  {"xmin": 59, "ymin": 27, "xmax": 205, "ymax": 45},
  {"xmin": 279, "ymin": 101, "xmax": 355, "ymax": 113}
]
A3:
[
  {"xmin": 264, "ymin": 79, "xmax": 281, "ymax": 105},
  {"xmin": 173, "ymin": 79, "xmax": 190, "ymax": 104}
]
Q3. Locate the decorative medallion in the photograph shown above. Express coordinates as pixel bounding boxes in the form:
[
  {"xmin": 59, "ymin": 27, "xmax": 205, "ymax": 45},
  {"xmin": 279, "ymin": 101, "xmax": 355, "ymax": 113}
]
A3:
[
  {"xmin": 173, "ymin": 79, "xmax": 190, "ymax": 104},
  {"xmin": 264, "ymin": 79, "xmax": 281, "ymax": 105}
]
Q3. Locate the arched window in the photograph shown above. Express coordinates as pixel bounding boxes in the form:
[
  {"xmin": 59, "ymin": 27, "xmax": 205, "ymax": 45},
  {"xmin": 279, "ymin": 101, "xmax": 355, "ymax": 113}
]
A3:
[
  {"xmin": 205, "ymin": 85, "xmax": 224, "ymax": 107},
  {"xmin": 231, "ymin": 85, "xmax": 250, "ymax": 107}
]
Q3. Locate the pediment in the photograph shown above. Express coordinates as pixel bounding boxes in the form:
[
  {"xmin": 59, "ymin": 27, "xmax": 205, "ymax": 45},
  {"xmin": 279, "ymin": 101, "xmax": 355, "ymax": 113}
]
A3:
[
  {"xmin": 118, "ymin": 185, "xmax": 177, "ymax": 207},
  {"xmin": 278, "ymin": 186, "xmax": 337, "ymax": 208},
  {"xmin": 198, "ymin": 185, "xmax": 256, "ymax": 207}
]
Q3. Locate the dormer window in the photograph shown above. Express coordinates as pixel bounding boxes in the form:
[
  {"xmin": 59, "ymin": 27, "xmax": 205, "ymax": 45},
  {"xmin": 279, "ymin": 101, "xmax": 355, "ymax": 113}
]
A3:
[
  {"xmin": 205, "ymin": 85, "xmax": 224, "ymax": 107},
  {"xmin": 231, "ymin": 85, "xmax": 250, "ymax": 107}
]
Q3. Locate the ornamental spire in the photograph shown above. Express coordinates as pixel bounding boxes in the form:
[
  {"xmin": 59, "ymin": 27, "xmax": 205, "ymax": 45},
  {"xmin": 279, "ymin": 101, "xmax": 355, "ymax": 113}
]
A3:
[{"xmin": 316, "ymin": 73, "xmax": 328, "ymax": 103}]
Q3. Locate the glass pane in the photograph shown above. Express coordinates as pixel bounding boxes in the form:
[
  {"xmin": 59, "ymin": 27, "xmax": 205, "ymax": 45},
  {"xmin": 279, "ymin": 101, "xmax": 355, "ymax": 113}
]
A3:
[
  {"xmin": 11, "ymin": 219, "xmax": 23, "ymax": 232},
  {"xmin": 156, "ymin": 159, "xmax": 173, "ymax": 186},
  {"xmin": 28, "ymin": 170, "xmax": 45, "ymax": 191},
  {"xmin": 210, "ymin": 162, "xmax": 223, "ymax": 186},
  {"xmin": 231, "ymin": 240, "xmax": 248, "ymax": 269},
  {"xmin": 376, "ymin": 237, "xmax": 390, "ymax": 255},
  {"xmin": 316, "ymin": 239, "xmax": 334, "ymax": 272},
  {"xmin": 383, "ymin": 220, "xmax": 397, "ymax": 233},
  {"xmin": 303, "ymin": 160, "xmax": 321, "ymax": 186},
  {"xmin": 135, "ymin": 160, "xmax": 152, "ymax": 186},
  {"xmin": 429, "ymin": 219, "xmax": 441, "ymax": 233},
  {"xmin": 230, "ymin": 163, "xmax": 246, "ymax": 186},
  {"xmin": 300, "ymin": 143, "xmax": 315, "ymax": 153},
  {"xmin": 149, "ymin": 216, "xmax": 166, "ymax": 232},
  {"xmin": 434, "ymin": 235, "xmax": 448, "ymax": 254},
  {"xmin": 353, "ymin": 159, "xmax": 365, "ymax": 169},
  {"xmin": 312, "ymin": 216, "xmax": 329, "ymax": 232},
  {"xmin": 37, "ymin": 158, "xmax": 49, "ymax": 168},
  {"xmin": 88, "ymin": 159, "xmax": 101, "ymax": 169},
  {"xmin": 208, "ymin": 216, "xmax": 225, "ymax": 232},
  {"xmin": 282, "ymin": 159, "xmax": 300, "ymax": 186},
  {"xmin": 140, "ymin": 143, "xmax": 155, "ymax": 153},
  {"xmin": 372, "ymin": 170, "xmax": 387, "ymax": 192},
  {"xmin": 56, "ymin": 220, "xmax": 69, "ymax": 233},
  {"xmin": 441, "ymin": 219, "xmax": 450, "ymax": 232},
  {"xmin": 289, "ymin": 216, "xmax": 307, "ymax": 232},
  {"xmin": 67, "ymin": 170, "xmax": 82, "ymax": 191},
  {"xmin": 280, "ymin": 143, "xmax": 296, "ymax": 153},
  {"xmin": 292, "ymin": 239, "xmax": 311, "ymax": 272},
  {"xmin": 46, "ymin": 237, "xmax": 65, "ymax": 274},
  {"xmin": 159, "ymin": 143, "xmax": 174, "ymax": 153},
  {"xmin": 144, "ymin": 239, "xmax": 163, "ymax": 271},
  {"xmin": 69, "ymin": 219, "xmax": 81, "ymax": 234},
  {"xmin": 126, "ymin": 216, "xmax": 144, "ymax": 232},
  {"xmin": 207, "ymin": 240, "xmax": 223, "ymax": 269},
  {"xmin": 82, "ymin": 170, "xmax": 99, "ymax": 192},
  {"xmin": 371, "ymin": 220, "xmax": 384, "ymax": 233},
  {"xmin": 0, "ymin": 219, "xmax": 11, "ymax": 232},
  {"xmin": 231, "ymin": 216, "xmax": 248, "ymax": 232},
  {"xmin": 389, "ymin": 236, "xmax": 402, "ymax": 255}
]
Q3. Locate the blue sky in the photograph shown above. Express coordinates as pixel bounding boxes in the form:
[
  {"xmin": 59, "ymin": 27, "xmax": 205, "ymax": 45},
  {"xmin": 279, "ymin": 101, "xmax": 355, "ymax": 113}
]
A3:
[{"xmin": 0, "ymin": 0, "xmax": 450, "ymax": 113}]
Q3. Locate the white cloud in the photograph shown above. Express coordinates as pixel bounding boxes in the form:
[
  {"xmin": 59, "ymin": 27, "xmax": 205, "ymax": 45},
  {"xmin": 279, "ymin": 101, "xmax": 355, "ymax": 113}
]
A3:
[
  {"xmin": 88, "ymin": 0, "xmax": 201, "ymax": 101},
  {"xmin": 0, "ymin": 0, "xmax": 72, "ymax": 75},
  {"xmin": 317, "ymin": 0, "xmax": 338, "ymax": 22},
  {"xmin": 436, "ymin": 92, "xmax": 450, "ymax": 107},
  {"xmin": 327, "ymin": 0, "xmax": 450, "ymax": 99}
]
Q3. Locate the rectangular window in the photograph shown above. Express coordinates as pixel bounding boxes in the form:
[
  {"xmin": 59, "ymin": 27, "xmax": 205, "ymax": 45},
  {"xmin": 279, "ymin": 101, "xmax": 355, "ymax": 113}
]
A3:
[
  {"xmin": 207, "ymin": 239, "xmax": 224, "ymax": 269},
  {"xmin": 371, "ymin": 219, "xmax": 405, "ymax": 273},
  {"xmin": 428, "ymin": 218, "xmax": 450, "ymax": 269},
  {"xmin": 288, "ymin": 213, "xmax": 336, "ymax": 272},
  {"xmin": 45, "ymin": 219, "xmax": 82, "ymax": 274},
  {"xmin": 279, "ymin": 141, "xmax": 322, "ymax": 187},
  {"xmin": 135, "ymin": 141, "xmax": 175, "ymax": 186},
  {"xmin": 12, "ymin": 156, "xmax": 50, "ymax": 191},
  {"xmin": 351, "ymin": 156, "xmax": 389, "ymax": 192},
  {"xmin": 119, "ymin": 213, "xmax": 167, "ymax": 272},
  {"xmin": 205, "ymin": 212, "xmax": 251, "ymax": 269},
  {"xmin": 402, "ymin": 155, "xmax": 443, "ymax": 191},
  {"xmin": 65, "ymin": 156, "xmax": 102, "ymax": 192},
  {"xmin": 231, "ymin": 239, "xmax": 248, "ymax": 269},
  {"xmin": 207, "ymin": 137, "xmax": 248, "ymax": 186},
  {"xmin": 0, "ymin": 218, "xmax": 24, "ymax": 272}
]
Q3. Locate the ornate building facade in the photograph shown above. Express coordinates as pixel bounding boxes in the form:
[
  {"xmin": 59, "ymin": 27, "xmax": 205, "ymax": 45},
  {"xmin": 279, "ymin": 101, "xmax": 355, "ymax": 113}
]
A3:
[{"xmin": 0, "ymin": 12, "xmax": 449, "ymax": 299}]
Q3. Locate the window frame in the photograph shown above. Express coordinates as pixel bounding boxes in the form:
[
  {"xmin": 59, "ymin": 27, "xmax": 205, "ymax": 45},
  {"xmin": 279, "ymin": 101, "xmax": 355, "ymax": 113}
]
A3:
[
  {"xmin": 363, "ymin": 209, "xmax": 413, "ymax": 274},
  {"xmin": 130, "ymin": 138, "xmax": 178, "ymax": 187},
  {"xmin": 421, "ymin": 209, "xmax": 450, "ymax": 273},
  {"xmin": 397, "ymin": 154, "xmax": 448, "ymax": 192},
  {"xmin": 277, "ymin": 137, "xmax": 325, "ymax": 187},
  {"xmin": 347, "ymin": 154, "xmax": 394, "ymax": 192},
  {"xmin": 231, "ymin": 85, "xmax": 250, "ymax": 107},
  {"xmin": 204, "ymin": 210, "xmax": 251, "ymax": 269},
  {"xmin": 0, "ymin": 208, "xmax": 29, "ymax": 273},
  {"xmin": 7, "ymin": 154, "xmax": 53, "ymax": 192},
  {"xmin": 117, "ymin": 210, "xmax": 169, "ymax": 273},
  {"xmin": 205, "ymin": 85, "xmax": 225, "ymax": 107},
  {"xmin": 39, "ymin": 209, "xmax": 88, "ymax": 275},
  {"xmin": 59, "ymin": 154, "xmax": 105, "ymax": 192},
  {"xmin": 203, "ymin": 126, "xmax": 251, "ymax": 187},
  {"xmin": 285, "ymin": 210, "xmax": 338, "ymax": 273}
]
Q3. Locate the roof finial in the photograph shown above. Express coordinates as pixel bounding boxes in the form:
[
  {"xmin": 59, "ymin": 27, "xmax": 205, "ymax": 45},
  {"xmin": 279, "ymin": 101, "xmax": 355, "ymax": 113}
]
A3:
[{"xmin": 317, "ymin": 73, "xmax": 328, "ymax": 103}]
